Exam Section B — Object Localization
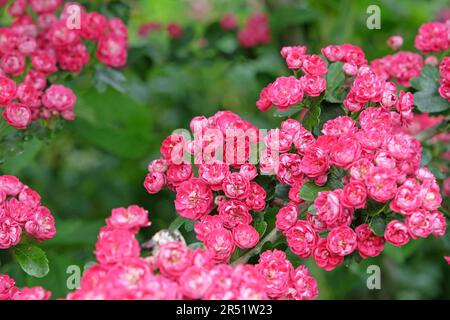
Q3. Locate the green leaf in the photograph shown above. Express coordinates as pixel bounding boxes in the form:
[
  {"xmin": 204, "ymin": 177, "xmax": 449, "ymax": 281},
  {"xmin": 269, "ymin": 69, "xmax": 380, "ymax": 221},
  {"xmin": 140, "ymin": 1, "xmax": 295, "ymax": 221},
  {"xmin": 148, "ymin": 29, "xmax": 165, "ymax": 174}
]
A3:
[
  {"xmin": 298, "ymin": 182, "xmax": 331, "ymax": 202},
  {"xmin": 428, "ymin": 165, "xmax": 446, "ymax": 180},
  {"xmin": 184, "ymin": 219, "xmax": 195, "ymax": 232},
  {"xmin": 273, "ymin": 105, "xmax": 303, "ymax": 118},
  {"xmin": 411, "ymin": 65, "xmax": 450, "ymax": 113},
  {"xmin": 169, "ymin": 215, "xmax": 185, "ymax": 231},
  {"xmin": 410, "ymin": 65, "xmax": 440, "ymax": 91},
  {"xmin": 13, "ymin": 243, "xmax": 49, "ymax": 278},
  {"xmin": 414, "ymin": 92, "xmax": 449, "ymax": 113},
  {"xmin": 303, "ymin": 103, "xmax": 321, "ymax": 131},
  {"xmin": 420, "ymin": 148, "xmax": 432, "ymax": 166},
  {"xmin": 366, "ymin": 199, "xmax": 387, "ymax": 217},
  {"xmin": 325, "ymin": 62, "xmax": 345, "ymax": 103},
  {"xmin": 254, "ymin": 220, "xmax": 268, "ymax": 238},
  {"xmin": 369, "ymin": 216, "xmax": 386, "ymax": 237}
]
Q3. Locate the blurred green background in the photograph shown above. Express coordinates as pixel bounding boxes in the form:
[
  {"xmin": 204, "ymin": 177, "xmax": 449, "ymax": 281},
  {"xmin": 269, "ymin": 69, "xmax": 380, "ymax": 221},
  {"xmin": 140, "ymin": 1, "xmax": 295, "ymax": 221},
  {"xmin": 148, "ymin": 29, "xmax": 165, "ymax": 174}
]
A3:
[{"xmin": 0, "ymin": 0, "xmax": 449, "ymax": 299}]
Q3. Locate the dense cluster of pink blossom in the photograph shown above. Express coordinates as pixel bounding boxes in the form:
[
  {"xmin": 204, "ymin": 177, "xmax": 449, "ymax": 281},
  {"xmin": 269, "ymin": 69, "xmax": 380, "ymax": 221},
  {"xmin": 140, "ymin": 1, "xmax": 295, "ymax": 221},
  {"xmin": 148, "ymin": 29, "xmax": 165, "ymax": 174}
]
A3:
[
  {"xmin": 64, "ymin": 205, "xmax": 317, "ymax": 300},
  {"xmin": 414, "ymin": 21, "xmax": 450, "ymax": 53},
  {"xmin": 0, "ymin": 1, "xmax": 128, "ymax": 129},
  {"xmin": 145, "ymin": 111, "xmax": 269, "ymax": 262},
  {"xmin": 0, "ymin": 274, "xmax": 51, "ymax": 300},
  {"xmin": 238, "ymin": 13, "xmax": 271, "ymax": 48},
  {"xmin": 0, "ymin": 175, "xmax": 56, "ymax": 249}
]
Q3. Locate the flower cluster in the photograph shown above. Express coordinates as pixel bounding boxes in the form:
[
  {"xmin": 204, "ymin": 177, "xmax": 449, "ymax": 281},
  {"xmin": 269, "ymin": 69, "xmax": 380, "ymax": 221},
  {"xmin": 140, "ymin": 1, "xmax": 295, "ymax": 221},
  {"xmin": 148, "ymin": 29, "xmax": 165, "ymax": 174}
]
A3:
[
  {"xmin": 257, "ymin": 46, "xmax": 328, "ymax": 111},
  {"xmin": 238, "ymin": 13, "xmax": 271, "ymax": 48},
  {"xmin": 0, "ymin": 1, "xmax": 128, "ymax": 129},
  {"xmin": 66, "ymin": 205, "xmax": 317, "ymax": 300},
  {"xmin": 0, "ymin": 175, "xmax": 56, "ymax": 249},
  {"xmin": 414, "ymin": 21, "xmax": 450, "ymax": 53},
  {"xmin": 0, "ymin": 274, "xmax": 51, "ymax": 300},
  {"xmin": 145, "ymin": 111, "xmax": 269, "ymax": 262},
  {"xmin": 438, "ymin": 57, "xmax": 450, "ymax": 101}
]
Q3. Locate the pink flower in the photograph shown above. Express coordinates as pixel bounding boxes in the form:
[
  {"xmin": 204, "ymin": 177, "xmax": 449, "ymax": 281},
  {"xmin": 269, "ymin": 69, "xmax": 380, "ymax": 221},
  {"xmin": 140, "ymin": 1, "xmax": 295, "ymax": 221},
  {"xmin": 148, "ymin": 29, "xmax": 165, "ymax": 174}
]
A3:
[
  {"xmin": 390, "ymin": 183, "xmax": 421, "ymax": 215},
  {"xmin": 327, "ymin": 225, "xmax": 357, "ymax": 256},
  {"xmin": 330, "ymin": 135, "xmax": 361, "ymax": 168},
  {"xmin": 144, "ymin": 171, "xmax": 165, "ymax": 194},
  {"xmin": 312, "ymin": 238, "xmax": 344, "ymax": 271},
  {"xmin": 0, "ymin": 175, "xmax": 24, "ymax": 196},
  {"xmin": 95, "ymin": 227, "xmax": 140, "ymax": 264},
  {"xmin": 256, "ymin": 84, "xmax": 273, "ymax": 111},
  {"xmin": 314, "ymin": 190, "xmax": 342, "ymax": 226},
  {"xmin": 276, "ymin": 205, "xmax": 299, "ymax": 232},
  {"xmin": 387, "ymin": 35, "xmax": 403, "ymax": 50},
  {"xmin": 365, "ymin": 167, "xmax": 397, "ymax": 203},
  {"xmin": 2, "ymin": 102, "xmax": 31, "ymax": 129},
  {"xmin": 239, "ymin": 164, "xmax": 258, "ymax": 181},
  {"xmin": 0, "ymin": 274, "xmax": 17, "ymax": 300},
  {"xmin": 277, "ymin": 153, "xmax": 303, "ymax": 185},
  {"xmin": 429, "ymin": 211, "xmax": 446, "ymax": 237},
  {"xmin": 156, "ymin": 242, "xmax": 192, "ymax": 277},
  {"xmin": 232, "ymin": 224, "xmax": 259, "ymax": 249},
  {"xmin": 42, "ymin": 84, "xmax": 76, "ymax": 113},
  {"xmin": 160, "ymin": 134, "xmax": 186, "ymax": 163},
  {"xmin": 290, "ymin": 266, "xmax": 319, "ymax": 300},
  {"xmin": 174, "ymin": 178, "xmax": 213, "ymax": 220},
  {"xmin": 80, "ymin": 12, "xmax": 107, "ymax": 40},
  {"xmin": 405, "ymin": 210, "xmax": 433, "ymax": 239},
  {"xmin": 96, "ymin": 34, "xmax": 128, "ymax": 68},
  {"xmin": 286, "ymin": 220, "xmax": 318, "ymax": 258},
  {"xmin": 415, "ymin": 22, "xmax": 449, "ymax": 53},
  {"xmin": 106, "ymin": 205, "xmax": 150, "ymax": 232},
  {"xmin": 281, "ymin": 46, "xmax": 307, "ymax": 69},
  {"xmin": 194, "ymin": 215, "xmax": 223, "ymax": 241},
  {"xmin": 301, "ymin": 74, "xmax": 326, "ymax": 97},
  {"xmin": 301, "ymin": 54, "xmax": 327, "ymax": 76},
  {"xmin": 167, "ymin": 23, "xmax": 183, "ymax": 39},
  {"xmin": 267, "ymin": 76, "xmax": 304, "ymax": 110},
  {"xmin": 245, "ymin": 182, "xmax": 267, "ymax": 211},
  {"xmin": 355, "ymin": 224, "xmax": 385, "ymax": 258},
  {"xmin": 24, "ymin": 206, "xmax": 56, "ymax": 241},
  {"xmin": 179, "ymin": 266, "xmax": 212, "ymax": 299},
  {"xmin": 220, "ymin": 14, "xmax": 237, "ymax": 31},
  {"xmin": 322, "ymin": 116, "xmax": 357, "ymax": 137},
  {"xmin": 222, "ymin": 172, "xmax": 250, "ymax": 200},
  {"xmin": 13, "ymin": 287, "xmax": 51, "ymax": 300},
  {"xmin": 255, "ymin": 250, "xmax": 293, "ymax": 299},
  {"xmin": 218, "ymin": 200, "xmax": 252, "ymax": 229},
  {"xmin": 384, "ymin": 220, "xmax": 410, "ymax": 247},
  {"xmin": 1, "ymin": 50, "xmax": 26, "ymax": 76},
  {"xmin": 0, "ymin": 217, "xmax": 22, "ymax": 249},
  {"xmin": 342, "ymin": 181, "xmax": 367, "ymax": 209},
  {"xmin": 30, "ymin": 50, "xmax": 57, "ymax": 74},
  {"xmin": 204, "ymin": 228, "xmax": 235, "ymax": 263},
  {"xmin": 166, "ymin": 163, "xmax": 193, "ymax": 187},
  {"xmin": 0, "ymin": 76, "xmax": 16, "ymax": 106}
]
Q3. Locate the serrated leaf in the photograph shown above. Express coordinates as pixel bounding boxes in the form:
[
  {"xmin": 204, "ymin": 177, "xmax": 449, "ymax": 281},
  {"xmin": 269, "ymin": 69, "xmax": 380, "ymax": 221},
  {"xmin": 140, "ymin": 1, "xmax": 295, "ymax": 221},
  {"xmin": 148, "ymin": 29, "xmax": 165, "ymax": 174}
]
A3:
[
  {"xmin": 369, "ymin": 216, "xmax": 386, "ymax": 237},
  {"xmin": 366, "ymin": 199, "xmax": 387, "ymax": 217},
  {"xmin": 325, "ymin": 62, "xmax": 345, "ymax": 103},
  {"xmin": 13, "ymin": 243, "xmax": 49, "ymax": 278},
  {"xmin": 298, "ymin": 182, "xmax": 331, "ymax": 202},
  {"xmin": 411, "ymin": 65, "xmax": 450, "ymax": 113},
  {"xmin": 414, "ymin": 91, "xmax": 449, "ymax": 113},
  {"xmin": 303, "ymin": 103, "xmax": 321, "ymax": 131}
]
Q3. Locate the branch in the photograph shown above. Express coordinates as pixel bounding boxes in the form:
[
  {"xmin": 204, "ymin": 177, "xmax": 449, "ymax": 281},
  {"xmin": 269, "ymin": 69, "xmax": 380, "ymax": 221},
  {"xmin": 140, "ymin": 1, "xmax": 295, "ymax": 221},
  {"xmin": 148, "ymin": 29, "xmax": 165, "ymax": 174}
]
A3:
[{"xmin": 231, "ymin": 227, "xmax": 280, "ymax": 266}]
